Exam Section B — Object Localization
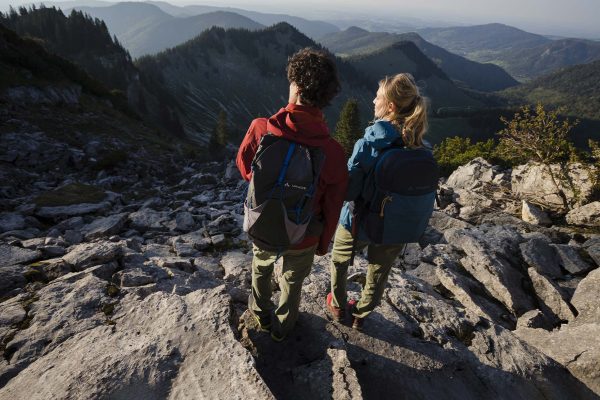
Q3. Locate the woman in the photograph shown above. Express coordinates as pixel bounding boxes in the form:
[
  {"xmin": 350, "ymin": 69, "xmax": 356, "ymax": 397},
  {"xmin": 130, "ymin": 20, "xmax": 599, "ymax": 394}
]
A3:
[{"xmin": 326, "ymin": 73, "xmax": 431, "ymax": 330}]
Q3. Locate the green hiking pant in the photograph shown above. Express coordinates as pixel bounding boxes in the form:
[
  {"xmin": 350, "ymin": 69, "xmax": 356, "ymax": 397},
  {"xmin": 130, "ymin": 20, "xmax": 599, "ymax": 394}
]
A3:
[
  {"xmin": 330, "ymin": 224, "xmax": 405, "ymax": 319},
  {"xmin": 250, "ymin": 244, "xmax": 317, "ymax": 336}
]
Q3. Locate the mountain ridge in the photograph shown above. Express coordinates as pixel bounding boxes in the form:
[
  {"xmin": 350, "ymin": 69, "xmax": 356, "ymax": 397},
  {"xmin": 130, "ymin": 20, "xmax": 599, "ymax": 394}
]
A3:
[
  {"xmin": 418, "ymin": 23, "xmax": 600, "ymax": 80},
  {"xmin": 500, "ymin": 59, "xmax": 600, "ymax": 121},
  {"xmin": 74, "ymin": 3, "xmax": 265, "ymax": 57},
  {"xmin": 320, "ymin": 27, "xmax": 519, "ymax": 92}
]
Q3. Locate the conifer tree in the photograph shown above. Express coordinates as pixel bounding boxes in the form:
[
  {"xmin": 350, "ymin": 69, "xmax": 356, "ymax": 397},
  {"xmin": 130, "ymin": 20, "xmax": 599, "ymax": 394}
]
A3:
[
  {"xmin": 334, "ymin": 98, "xmax": 362, "ymax": 159},
  {"xmin": 209, "ymin": 110, "xmax": 228, "ymax": 152}
]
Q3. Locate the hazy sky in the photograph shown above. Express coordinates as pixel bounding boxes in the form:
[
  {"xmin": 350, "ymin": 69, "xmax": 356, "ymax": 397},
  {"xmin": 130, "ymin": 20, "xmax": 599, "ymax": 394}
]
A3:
[{"xmin": 1, "ymin": 0, "xmax": 599, "ymax": 38}]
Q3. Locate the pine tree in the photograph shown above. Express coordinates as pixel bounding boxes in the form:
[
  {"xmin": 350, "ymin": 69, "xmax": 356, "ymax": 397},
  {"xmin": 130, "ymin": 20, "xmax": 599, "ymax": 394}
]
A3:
[
  {"xmin": 209, "ymin": 110, "xmax": 228, "ymax": 153},
  {"xmin": 334, "ymin": 98, "xmax": 362, "ymax": 159}
]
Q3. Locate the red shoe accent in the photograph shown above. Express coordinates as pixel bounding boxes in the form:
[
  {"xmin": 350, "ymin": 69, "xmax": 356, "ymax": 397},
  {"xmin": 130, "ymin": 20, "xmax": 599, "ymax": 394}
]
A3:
[{"xmin": 326, "ymin": 293, "xmax": 344, "ymax": 322}]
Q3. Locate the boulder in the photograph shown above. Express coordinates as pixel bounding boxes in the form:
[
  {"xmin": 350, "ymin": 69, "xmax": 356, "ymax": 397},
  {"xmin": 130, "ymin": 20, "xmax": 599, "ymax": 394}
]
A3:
[
  {"xmin": 191, "ymin": 192, "xmax": 216, "ymax": 206},
  {"xmin": 436, "ymin": 266, "xmax": 513, "ymax": 328},
  {"xmin": 35, "ymin": 202, "xmax": 111, "ymax": 221},
  {"xmin": 516, "ymin": 309, "xmax": 553, "ymax": 330},
  {"xmin": 154, "ymin": 257, "xmax": 194, "ymax": 273},
  {"xmin": 211, "ymin": 234, "xmax": 226, "ymax": 247},
  {"xmin": 172, "ymin": 229, "xmax": 211, "ymax": 251},
  {"xmin": 454, "ymin": 189, "xmax": 495, "ymax": 209},
  {"xmin": 62, "ymin": 241, "xmax": 123, "ymax": 270},
  {"xmin": 52, "ymin": 217, "xmax": 85, "ymax": 233},
  {"xmin": 0, "ymin": 245, "xmax": 41, "ymax": 268},
  {"xmin": 141, "ymin": 244, "xmax": 172, "ymax": 258},
  {"xmin": 429, "ymin": 211, "xmax": 472, "ymax": 232},
  {"xmin": 551, "ymin": 244, "xmax": 595, "ymax": 275},
  {"xmin": 224, "ymin": 161, "xmax": 240, "ymax": 181},
  {"xmin": 206, "ymin": 214, "xmax": 238, "ymax": 235},
  {"xmin": 174, "ymin": 211, "xmax": 196, "ymax": 232},
  {"xmin": 521, "ymin": 200, "xmax": 551, "ymax": 226},
  {"xmin": 191, "ymin": 257, "xmax": 223, "ymax": 278},
  {"xmin": 584, "ymin": 244, "xmax": 600, "ymax": 267},
  {"xmin": 28, "ymin": 258, "xmax": 72, "ymax": 281},
  {"xmin": 0, "ymin": 286, "xmax": 274, "ymax": 399},
  {"xmin": 407, "ymin": 263, "xmax": 440, "ymax": 287},
  {"xmin": 520, "ymin": 238, "xmax": 562, "ymax": 278},
  {"xmin": 114, "ymin": 265, "xmax": 168, "ymax": 287},
  {"xmin": 1, "ymin": 274, "xmax": 110, "ymax": 381},
  {"xmin": 19, "ymin": 238, "xmax": 46, "ymax": 249},
  {"xmin": 173, "ymin": 242, "xmax": 199, "ymax": 257},
  {"xmin": 220, "ymin": 251, "xmax": 252, "ymax": 282},
  {"xmin": 527, "ymin": 267, "xmax": 576, "ymax": 322},
  {"xmin": 0, "ymin": 265, "xmax": 26, "ymax": 298},
  {"xmin": 128, "ymin": 209, "xmax": 169, "ymax": 232},
  {"xmin": 0, "ymin": 213, "xmax": 26, "ymax": 234},
  {"xmin": 0, "ymin": 300, "xmax": 26, "ymax": 328},
  {"xmin": 63, "ymin": 230, "xmax": 83, "ymax": 245},
  {"xmin": 511, "ymin": 162, "xmax": 596, "ymax": 212},
  {"xmin": 571, "ymin": 268, "xmax": 600, "ymax": 324},
  {"xmin": 566, "ymin": 202, "xmax": 600, "ymax": 227},
  {"xmin": 39, "ymin": 245, "xmax": 66, "ymax": 258},
  {"xmin": 190, "ymin": 173, "xmax": 218, "ymax": 185},
  {"xmin": 81, "ymin": 213, "xmax": 128, "ymax": 240},
  {"xmin": 384, "ymin": 273, "xmax": 479, "ymax": 344},
  {"xmin": 446, "ymin": 158, "xmax": 496, "ymax": 190},
  {"xmin": 516, "ymin": 325, "xmax": 600, "ymax": 396},
  {"xmin": 444, "ymin": 228, "xmax": 534, "ymax": 315}
]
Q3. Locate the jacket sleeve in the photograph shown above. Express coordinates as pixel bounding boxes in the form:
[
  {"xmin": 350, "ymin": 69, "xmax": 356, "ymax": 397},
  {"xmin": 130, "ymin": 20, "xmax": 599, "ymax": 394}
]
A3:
[
  {"xmin": 236, "ymin": 118, "xmax": 267, "ymax": 181},
  {"xmin": 344, "ymin": 138, "xmax": 373, "ymax": 201},
  {"xmin": 317, "ymin": 148, "xmax": 349, "ymax": 256}
]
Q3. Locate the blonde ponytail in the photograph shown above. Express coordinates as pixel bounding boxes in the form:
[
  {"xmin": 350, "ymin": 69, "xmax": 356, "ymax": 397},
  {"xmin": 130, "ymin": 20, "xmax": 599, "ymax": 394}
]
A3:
[
  {"xmin": 377, "ymin": 73, "xmax": 428, "ymax": 148},
  {"xmin": 401, "ymin": 95, "xmax": 427, "ymax": 148}
]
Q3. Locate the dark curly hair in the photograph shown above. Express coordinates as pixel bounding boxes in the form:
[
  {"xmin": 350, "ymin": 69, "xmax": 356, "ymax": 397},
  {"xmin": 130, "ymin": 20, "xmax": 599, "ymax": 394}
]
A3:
[{"xmin": 286, "ymin": 48, "xmax": 340, "ymax": 109}]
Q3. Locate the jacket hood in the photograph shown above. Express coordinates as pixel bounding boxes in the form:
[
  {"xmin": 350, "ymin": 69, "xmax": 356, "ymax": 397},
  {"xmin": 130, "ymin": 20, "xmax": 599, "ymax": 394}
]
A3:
[
  {"xmin": 363, "ymin": 120, "xmax": 403, "ymax": 150},
  {"xmin": 267, "ymin": 103, "xmax": 330, "ymax": 147}
]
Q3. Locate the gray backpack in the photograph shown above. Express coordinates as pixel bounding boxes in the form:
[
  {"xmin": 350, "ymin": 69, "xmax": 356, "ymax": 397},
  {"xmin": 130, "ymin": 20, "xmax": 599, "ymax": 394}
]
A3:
[{"xmin": 243, "ymin": 134, "xmax": 325, "ymax": 252}]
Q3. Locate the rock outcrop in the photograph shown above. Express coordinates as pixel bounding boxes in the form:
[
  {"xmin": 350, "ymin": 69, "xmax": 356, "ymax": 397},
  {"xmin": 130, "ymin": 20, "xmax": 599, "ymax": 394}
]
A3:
[{"xmin": 1, "ymin": 132, "xmax": 599, "ymax": 399}]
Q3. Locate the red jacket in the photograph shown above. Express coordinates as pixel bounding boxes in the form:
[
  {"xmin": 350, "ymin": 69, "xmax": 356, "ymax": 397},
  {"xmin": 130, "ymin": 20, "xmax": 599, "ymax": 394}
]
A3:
[{"xmin": 237, "ymin": 103, "xmax": 349, "ymax": 255}]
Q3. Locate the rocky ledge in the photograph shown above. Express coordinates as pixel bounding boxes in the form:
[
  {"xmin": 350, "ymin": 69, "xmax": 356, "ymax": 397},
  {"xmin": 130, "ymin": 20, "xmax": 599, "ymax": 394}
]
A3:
[{"xmin": 1, "ymin": 153, "xmax": 599, "ymax": 399}]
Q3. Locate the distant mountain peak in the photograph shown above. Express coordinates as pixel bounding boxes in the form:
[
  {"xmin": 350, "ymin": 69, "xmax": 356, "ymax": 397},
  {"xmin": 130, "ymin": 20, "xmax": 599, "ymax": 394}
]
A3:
[
  {"xmin": 267, "ymin": 21, "xmax": 301, "ymax": 34},
  {"xmin": 345, "ymin": 26, "xmax": 369, "ymax": 34}
]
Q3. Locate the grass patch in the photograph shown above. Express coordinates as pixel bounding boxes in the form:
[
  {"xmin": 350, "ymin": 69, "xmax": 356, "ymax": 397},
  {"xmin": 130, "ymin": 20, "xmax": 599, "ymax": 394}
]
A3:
[
  {"xmin": 106, "ymin": 284, "xmax": 120, "ymax": 297},
  {"xmin": 101, "ymin": 301, "xmax": 118, "ymax": 326},
  {"xmin": 91, "ymin": 149, "xmax": 129, "ymax": 172},
  {"xmin": 23, "ymin": 268, "xmax": 47, "ymax": 283},
  {"xmin": 34, "ymin": 183, "xmax": 105, "ymax": 207},
  {"xmin": 101, "ymin": 302, "xmax": 116, "ymax": 316}
]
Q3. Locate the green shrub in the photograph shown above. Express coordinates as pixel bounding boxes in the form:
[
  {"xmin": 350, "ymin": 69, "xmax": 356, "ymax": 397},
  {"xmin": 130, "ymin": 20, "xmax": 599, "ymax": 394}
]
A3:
[
  {"xmin": 434, "ymin": 137, "xmax": 499, "ymax": 176},
  {"xmin": 34, "ymin": 183, "xmax": 105, "ymax": 207},
  {"xmin": 497, "ymin": 103, "xmax": 579, "ymax": 209}
]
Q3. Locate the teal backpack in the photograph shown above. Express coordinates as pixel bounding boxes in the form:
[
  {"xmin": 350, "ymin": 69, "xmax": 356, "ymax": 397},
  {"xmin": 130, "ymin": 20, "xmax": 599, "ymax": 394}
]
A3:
[{"xmin": 357, "ymin": 146, "xmax": 439, "ymax": 244}]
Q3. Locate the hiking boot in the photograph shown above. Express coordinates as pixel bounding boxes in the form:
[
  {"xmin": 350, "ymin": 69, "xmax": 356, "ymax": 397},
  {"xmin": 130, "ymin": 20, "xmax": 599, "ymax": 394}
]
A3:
[
  {"xmin": 351, "ymin": 316, "xmax": 364, "ymax": 331},
  {"xmin": 248, "ymin": 295, "xmax": 272, "ymax": 332},
  {"xmin": 346, "ymin": 299, "xmax": 364, "ymax": 331},
  {"xmin": 326, "ymin": 292, "xmax": 344, "ymax": 322}
]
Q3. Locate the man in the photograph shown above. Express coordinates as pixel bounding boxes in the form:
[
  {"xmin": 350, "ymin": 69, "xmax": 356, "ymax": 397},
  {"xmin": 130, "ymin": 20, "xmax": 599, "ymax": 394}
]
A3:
[{"xmin": 237, "ymin": 48, "xmax": 348, "ymax": 341}]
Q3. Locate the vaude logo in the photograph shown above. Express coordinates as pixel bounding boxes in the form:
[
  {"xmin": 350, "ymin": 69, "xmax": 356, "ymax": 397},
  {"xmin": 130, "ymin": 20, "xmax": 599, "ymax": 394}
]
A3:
[{"xmin": 285, "ymin": 182, "xmax": 308, "ymax": 190}]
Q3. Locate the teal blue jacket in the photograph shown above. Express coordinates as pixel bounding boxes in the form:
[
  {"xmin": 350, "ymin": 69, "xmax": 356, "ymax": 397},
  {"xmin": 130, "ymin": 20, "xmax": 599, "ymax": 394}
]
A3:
[{"xmin": 339, "ymin": 120, "xmax": 403, "ymax": 233}]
